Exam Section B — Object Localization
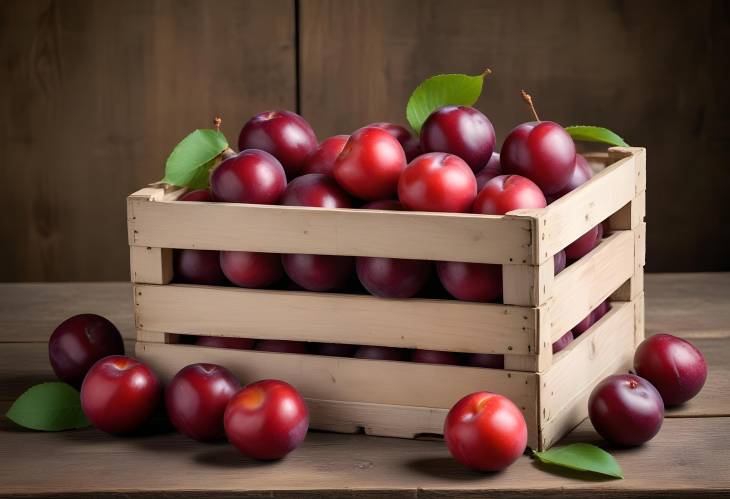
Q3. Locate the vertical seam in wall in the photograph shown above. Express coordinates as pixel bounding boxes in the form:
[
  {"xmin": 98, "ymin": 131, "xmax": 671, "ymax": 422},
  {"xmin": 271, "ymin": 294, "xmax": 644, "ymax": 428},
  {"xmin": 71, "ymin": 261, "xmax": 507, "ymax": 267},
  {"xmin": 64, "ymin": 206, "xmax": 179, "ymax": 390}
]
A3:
[{"xmin": 294, "ymin": 0, "xmax": 302, "ymax": 114}]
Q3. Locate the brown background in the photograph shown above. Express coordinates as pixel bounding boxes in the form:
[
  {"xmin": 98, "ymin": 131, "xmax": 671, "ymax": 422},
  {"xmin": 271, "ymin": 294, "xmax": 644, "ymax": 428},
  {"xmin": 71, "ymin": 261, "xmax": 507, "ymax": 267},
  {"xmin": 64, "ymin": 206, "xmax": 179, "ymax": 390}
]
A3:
[{"xmin": 1, "ymin": 0, "xmax": 728, "ymax": 281}]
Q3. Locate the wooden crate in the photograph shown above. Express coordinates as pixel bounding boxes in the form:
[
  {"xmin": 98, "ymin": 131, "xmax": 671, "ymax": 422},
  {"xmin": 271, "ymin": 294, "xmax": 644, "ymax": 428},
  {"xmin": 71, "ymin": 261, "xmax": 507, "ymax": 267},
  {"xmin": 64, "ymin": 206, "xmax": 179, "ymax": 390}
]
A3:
[{"xmin": 128, "ymin": 147, "xmax": 646, "ymax": 451}]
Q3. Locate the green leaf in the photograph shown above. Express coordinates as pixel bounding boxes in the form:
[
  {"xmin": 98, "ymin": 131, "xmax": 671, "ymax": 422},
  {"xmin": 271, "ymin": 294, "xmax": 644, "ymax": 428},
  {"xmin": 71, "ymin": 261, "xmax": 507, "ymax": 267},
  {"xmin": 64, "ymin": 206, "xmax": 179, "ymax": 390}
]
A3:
[
  {"xmin": 532, "ymin": 443, "xmax": 623, "ymax": 479},
  {"xmin": 6, "ymin": 382, "xmax": 91, "ymax": 431},
  {"xmin": 406, "ymin": 71, "xmax": 488, "ymax": 135},
  {"xmin": 162, "ymin": 129, "xmax": 229, "ymax": 188},
  {"xmin": 566, "ymin": 125, "xmax": 629, "ymax": 147}
]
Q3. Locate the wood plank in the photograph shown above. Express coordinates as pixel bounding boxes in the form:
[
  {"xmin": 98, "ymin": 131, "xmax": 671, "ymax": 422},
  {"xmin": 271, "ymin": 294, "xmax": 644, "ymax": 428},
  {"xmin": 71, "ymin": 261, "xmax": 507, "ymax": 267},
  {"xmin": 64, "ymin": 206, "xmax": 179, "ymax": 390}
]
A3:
[
  {"xmin": 502, "ymin": 259, "xmax": 554, "ymax": 307},
  {"xmin": 546, "ymin": 230, "xmax": 635, "ymax": 342},
  {"xmin": 128, "ymin": 198, "xmax": 534, "ymax": 265},
  {"xmin": 645, "ymin": 273, "xmax": 730, "ymax": 338},
  {"xmin": 0, "ymin": 0, "xmax": 296, "ymax": 282},
  {"xmin": 135, "ymin": 342, "xmax": 537, "ymax": 415},
  {"xmin": 539, "ymin": 302, "xmax": 635, "ymax": 448},
  {"xmin": 0, "ymin": 282, "xmax": 134, "ymax": 342},
  {"xmin": 0, "ymin": 416, "xmax": 728, "ymax": 497},
  {"xmin": 129, "ymin": 246, "xmax": 173, "ymax": 284},
  {"xmin": 134, "ymin": 283, "xmax": 536, "ymax": 355}
]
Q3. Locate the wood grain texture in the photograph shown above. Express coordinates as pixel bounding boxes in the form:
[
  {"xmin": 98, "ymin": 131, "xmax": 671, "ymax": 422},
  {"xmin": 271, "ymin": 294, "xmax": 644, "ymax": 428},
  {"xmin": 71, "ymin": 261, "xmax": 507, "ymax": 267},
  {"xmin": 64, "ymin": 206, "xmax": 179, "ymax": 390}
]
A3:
[
  {"xmin": 0, "ymin": 0, "xmax": 296, "ymax": 281},
  {"xmin": 299, "ymin": 0, "xmax": 730, "ymax": 272},
  {"xmin": 128, "ymin": 197, "xmax": 534, "ymax": 264},
  {"xmin": 134, "ymin": 283, "xmax": 537, "ymax": 355},
  {"xmin": 0, "ymin": 282, "xmax": 134, "ymax": 342},
  {"xmin": 0, "ymin": 416, "xmax": 727, "ymax": 497}
]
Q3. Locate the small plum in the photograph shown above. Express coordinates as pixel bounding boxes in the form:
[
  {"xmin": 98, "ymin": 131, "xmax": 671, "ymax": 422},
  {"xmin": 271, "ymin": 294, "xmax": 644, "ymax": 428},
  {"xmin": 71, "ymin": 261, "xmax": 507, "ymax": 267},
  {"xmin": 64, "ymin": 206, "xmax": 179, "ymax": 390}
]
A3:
[
  {"xmin": 238, "ymin": 110, "xmax": 317, "ymax": 178},
  {"xmin": 280, "ymin": 173, "xmax": 352, "ymax": 208},
  {"xmin": 420, "ymin": 106, "xmax": 496, "ymax": 173},
  {"xmin": 165, "ymin": 363, "xmax": 240, "ymax": 441},
  {"xmin": 174, "ymin": 249, "xmax": 226, "ymax": 285},
  {"xmin": 564, "ymin": 225, "xmax": 601, "ymax": 262},
  {"xmin": 476, "ymin": 153, "xmax": 502, "ymax": 191},
  {"xmin": 398, "ymin": 152, "xmax": 477, "ymax": 213},
  {"xmin": 282, "ymin": 253, "xmax": 354, "ymax": 292},
  {"xmin": 81, "ymin": 355, "xmax": 160, "ymax": 434},
  {"xmin": 301, "ymin": 135, "xmax": 349, "ymax": 176},
  {"xmin": 548, "ymin": 153, "xmax": 593, "ymax": 200},
  {"xmin": 210, "ymin": 149, "xmax": 287, "ymax": 204},
  {"xmin": 501, "ymin": 121, "xmax": 576, "ymax": 195},
  {"xmin": 220, "ymin": 251, "xmax": 283, "ymax": 288},
  {"xmin": 473, "ymin": 175, "xmax": 547, "ymax": 215},
  {"xmin": 436, "ymin": 261, "xmax": 502, "ymax": 303},
  {"xmin": 588, "ymin": 374, "xmax": 664, "ymax": 446},
  {"xmin": 333, "ymin": 126, "xmax": 407, "ymax": 200},
  {"xmin": 48, "ymin": 314, "xmax": 124, "ymax": 387},
  {"xmin": 356, "ymin": 257, "xmax": 431, "ymax": 298},
  {"xmin": 368, "ymin": 122, "xmax": 421, "ymax": 162},
  {"xmin": 224, "ymin": 379, "xmax": 309, "ymax": 460},
  {"xmin": 444, "ymin": 391, "xmax": 527, "ymax": 471},
  {"xmin": 634, "ymin": 334, "xmax": 707, "ymax": 406}
]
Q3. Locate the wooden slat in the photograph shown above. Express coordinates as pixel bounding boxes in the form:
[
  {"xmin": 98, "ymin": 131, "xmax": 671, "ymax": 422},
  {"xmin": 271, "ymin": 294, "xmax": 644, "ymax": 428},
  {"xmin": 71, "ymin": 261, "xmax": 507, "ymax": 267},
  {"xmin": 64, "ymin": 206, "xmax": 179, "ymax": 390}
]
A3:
[
  {"xmin": 546, "ymin": 230, "xmax": 635, "ymax": 342},
  {"xmin": 516, "ymin": 149, "xmax": 641, "ymax": 263},
  {"xmin": 539, "ymin": 302, "xmax": 635, "ymax": 448},
  {"xmin": 129, "ymin": 246, "xmax": 173, "ymax": 284},
  {"xmin": 502, "ymin": 259, "xmax": 554, "ymax": 307},
  {"xmin": 134, "ymin": 284, "xmax": 537, "ymax": 355},
  {"xmin": 127, "ymin": 198, "xmax": 535, "ymax": 265},
  {"xmin": 135, "ymin": 342, "xmax": 537, "ymax": 416}
]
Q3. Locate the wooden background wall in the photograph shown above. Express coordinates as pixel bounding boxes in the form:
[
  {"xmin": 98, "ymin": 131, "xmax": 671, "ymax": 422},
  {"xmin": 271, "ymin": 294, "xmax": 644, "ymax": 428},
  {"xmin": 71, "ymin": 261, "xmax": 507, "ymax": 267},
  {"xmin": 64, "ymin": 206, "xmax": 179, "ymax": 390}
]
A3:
[{"xmin": 1, "ymin": 0, "xmax": 728, "ymax": 281}]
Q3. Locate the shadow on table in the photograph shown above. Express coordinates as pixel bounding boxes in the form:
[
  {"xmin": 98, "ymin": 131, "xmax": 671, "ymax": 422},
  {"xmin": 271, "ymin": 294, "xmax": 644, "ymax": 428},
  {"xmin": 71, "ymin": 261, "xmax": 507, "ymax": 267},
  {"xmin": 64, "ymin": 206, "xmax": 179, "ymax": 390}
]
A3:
[
  {"xmin": 193, "ymin": 446, "xmax": 274, "ymax": 469},
  {"xmin": 405, "ymin": 457, "xmax": 492, "ymax": 481}
]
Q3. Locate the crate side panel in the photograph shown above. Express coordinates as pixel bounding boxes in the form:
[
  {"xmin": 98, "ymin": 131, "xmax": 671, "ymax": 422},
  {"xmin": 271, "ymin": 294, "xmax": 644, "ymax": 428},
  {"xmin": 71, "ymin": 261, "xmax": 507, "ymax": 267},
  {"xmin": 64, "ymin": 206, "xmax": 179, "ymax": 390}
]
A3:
[
  {"xmin": 538, "ymin": 301, "xmax": 635, "ymax": 449},
  {"xmin": 546, "ymin": 230, "xmax": 634, "ymax": 342},
  {"xmin": 135, "ymin": 284, "xmax": 537, "ymax": 355},
  {"xmin": 533, "ymin": 153, "xmax": 637, "ymax": 261},
  {"xmin": 127, "ymin": 199, "xmax": 534, "ymax": 264},
  {"xmin": 136, "ymin": 342, "xmax": 537, "ymax": 415}
]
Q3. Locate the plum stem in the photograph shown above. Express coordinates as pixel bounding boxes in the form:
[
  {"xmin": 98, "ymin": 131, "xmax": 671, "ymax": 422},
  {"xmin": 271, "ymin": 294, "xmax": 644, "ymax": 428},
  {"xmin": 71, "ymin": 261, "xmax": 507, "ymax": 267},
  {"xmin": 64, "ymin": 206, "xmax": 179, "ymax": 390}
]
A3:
[
  {"xmin": 521, "ymin": 90, "xmax": 541, "ymax": 122},
  {"xmin": 213, "ymin": 117, "xmax": 222, "ymax": 132},
  {"xmin": 481, "ymin": 68, "xmax": 493, "ymax": 78}
]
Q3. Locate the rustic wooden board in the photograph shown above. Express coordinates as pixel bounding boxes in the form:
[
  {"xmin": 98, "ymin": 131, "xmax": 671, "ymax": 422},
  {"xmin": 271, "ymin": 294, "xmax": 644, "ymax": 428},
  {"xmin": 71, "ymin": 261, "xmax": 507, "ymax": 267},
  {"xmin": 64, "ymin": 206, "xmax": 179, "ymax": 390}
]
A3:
[
  {"xmin": 128, "ymin": 198, "xmax": 534, "ymax": 265},
  {"xmin": 0, "ymin": 0, "xmax": 296, "ymax": 282},
  {"xmin": 134, "ymin": 283, "xmax": 537, "ymax": 355},
  {"xmin": 0, "ymin": 282, "xmax": 135, "ymax": 342},
  {"xmin": 0, "ymin": 417, "xmax": 727, "ymax": 497},
  {"xmin": 135, "ymin": 342, "xmax": 537, "ymax": 414}
]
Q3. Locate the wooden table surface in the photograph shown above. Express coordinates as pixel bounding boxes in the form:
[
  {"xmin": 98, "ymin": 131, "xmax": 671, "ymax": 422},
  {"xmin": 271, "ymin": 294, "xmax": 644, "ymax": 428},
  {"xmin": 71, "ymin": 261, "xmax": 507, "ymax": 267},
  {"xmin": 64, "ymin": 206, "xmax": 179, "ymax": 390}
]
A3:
[{"xmin": 1, "ymin": 274, "xmax": 729, "ymax": 498}]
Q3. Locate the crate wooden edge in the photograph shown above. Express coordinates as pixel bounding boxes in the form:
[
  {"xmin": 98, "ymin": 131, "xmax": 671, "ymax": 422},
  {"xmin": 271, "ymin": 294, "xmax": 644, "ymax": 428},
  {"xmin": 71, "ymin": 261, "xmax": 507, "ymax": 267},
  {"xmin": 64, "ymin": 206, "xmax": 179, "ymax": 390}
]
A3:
[
  {"xmin": 127, "ymin": 194, "xmax": 535, "ymax": 266},
  {"xmin": 537, "ymin": 300, "xmax": 635, "ymax": 448},
  {"xmin": 134, "ymin": 283, "xmax": 538, "ymax": 356}
]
